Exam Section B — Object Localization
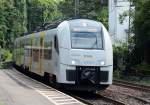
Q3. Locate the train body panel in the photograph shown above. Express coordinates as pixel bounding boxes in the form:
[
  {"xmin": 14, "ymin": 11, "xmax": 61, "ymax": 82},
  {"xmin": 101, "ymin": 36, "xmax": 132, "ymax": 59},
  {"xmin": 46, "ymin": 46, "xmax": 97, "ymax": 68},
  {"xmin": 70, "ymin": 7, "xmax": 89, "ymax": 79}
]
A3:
[{"xmin": 13, "ymin": 19, "xmax": 113, "ymax": 91}]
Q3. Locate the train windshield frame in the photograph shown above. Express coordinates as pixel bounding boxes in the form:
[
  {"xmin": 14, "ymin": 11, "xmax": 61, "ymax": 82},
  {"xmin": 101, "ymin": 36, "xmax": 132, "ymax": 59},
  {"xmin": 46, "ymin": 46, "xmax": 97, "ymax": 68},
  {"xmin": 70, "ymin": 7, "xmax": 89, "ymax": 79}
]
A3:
[{"xmin": 71, "ymin": 30, "xmax": 103, "ymax": 50}]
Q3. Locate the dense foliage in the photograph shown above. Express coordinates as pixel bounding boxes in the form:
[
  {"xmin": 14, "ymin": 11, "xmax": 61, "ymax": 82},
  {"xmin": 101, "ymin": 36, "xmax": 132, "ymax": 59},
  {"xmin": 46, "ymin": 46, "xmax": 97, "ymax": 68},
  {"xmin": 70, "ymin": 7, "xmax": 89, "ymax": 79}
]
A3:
[
  {"xmin": 59, "ymin": 0, "xmax": 108, "ymax": 27},
  {"xmin": 113, "ymin": 0, "xmax": 150, "ymax": 76},
  {"xmin": 0, "ymin": 0, "xmax": 108, "ymax": 50},
  {"xmin": 0, "ymin": 0, "xmax": 25, "ymax": 49},
  {"xmin": 0, "ymin": 48, "xmax": 12, "ymax": 68},
  {"xmin": 115, "ymin": 0, "xmax": 150, "ymax": 71},
  {"xmin": 113, "ymin": 43, "xmax": 128, "ymax": 71},
  {"xmin": 132, "ymin": 0, "xmax": 150, "ymax": 64},
  {"xmin": 0, "ymin": 0, "xmax": 61, "ymax": 49},
  {"xmin": 27, "ymin": 0, "xmax": 61, "ymax": 32}
]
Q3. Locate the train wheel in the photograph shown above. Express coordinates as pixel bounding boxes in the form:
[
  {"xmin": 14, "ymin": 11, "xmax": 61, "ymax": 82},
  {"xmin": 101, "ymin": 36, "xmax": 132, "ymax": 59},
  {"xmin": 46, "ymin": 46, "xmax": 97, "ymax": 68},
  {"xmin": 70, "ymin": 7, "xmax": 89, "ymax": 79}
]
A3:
[
  {"xmin": 44, "ymin": 72, "xmax": 62, "ymax": 89},
  {"xmin": 43, "ymin": 72, "xmax": 56, "ymax": 83}
]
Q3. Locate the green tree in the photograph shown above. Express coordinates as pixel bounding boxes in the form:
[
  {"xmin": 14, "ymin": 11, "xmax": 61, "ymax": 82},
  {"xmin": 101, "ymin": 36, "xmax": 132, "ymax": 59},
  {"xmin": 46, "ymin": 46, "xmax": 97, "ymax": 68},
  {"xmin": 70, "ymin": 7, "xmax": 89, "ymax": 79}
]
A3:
[
  {"xmin": 27, "ymin": 0, "xmax": 61, "ymax": 32},
  {"xmin": 14, "ymin": 0, "xmax": 27, "ymax": 33},
  {"xmin": 59, "ymin": 0, "xmax": 108, "ymax": 27},
  {"xmin": 0, "ymin": 0, "xmax": 62, "ymax": 50},
  {"xmin": 133, "ymin": 0, "xmax": 150, "ymax": 64},
  {"xmin": 0, "ymin": 0, "xmax": 25, "ymax": 49}
]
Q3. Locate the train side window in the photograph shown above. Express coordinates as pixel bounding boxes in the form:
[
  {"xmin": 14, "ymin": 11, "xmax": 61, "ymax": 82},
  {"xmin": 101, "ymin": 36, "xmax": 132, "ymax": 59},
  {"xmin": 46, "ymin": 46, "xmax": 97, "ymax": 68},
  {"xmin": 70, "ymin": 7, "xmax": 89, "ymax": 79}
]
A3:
[
  {"xmin": 44, "ymin": 49, "xmax": 52, "ymax": 59},
  {"xmin": 54, "ymin": 36, "xmax": 59, "ymax": 54}
]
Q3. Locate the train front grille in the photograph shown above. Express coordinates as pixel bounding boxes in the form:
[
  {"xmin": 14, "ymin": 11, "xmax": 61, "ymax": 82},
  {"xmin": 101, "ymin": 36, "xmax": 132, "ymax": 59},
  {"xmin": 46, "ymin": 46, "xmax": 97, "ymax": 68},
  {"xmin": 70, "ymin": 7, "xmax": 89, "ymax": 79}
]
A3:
[{"xmin": 66, "ymin": 66, "xmax": 108, "ymax": 84}]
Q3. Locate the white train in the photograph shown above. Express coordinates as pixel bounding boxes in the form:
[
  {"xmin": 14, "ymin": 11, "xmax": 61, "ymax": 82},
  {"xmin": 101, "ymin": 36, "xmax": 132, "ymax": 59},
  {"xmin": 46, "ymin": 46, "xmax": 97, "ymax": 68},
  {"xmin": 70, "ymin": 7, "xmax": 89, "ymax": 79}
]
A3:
[{"xmin": 13, "ymin": 19, "xmax": 113, "ymax": 91}]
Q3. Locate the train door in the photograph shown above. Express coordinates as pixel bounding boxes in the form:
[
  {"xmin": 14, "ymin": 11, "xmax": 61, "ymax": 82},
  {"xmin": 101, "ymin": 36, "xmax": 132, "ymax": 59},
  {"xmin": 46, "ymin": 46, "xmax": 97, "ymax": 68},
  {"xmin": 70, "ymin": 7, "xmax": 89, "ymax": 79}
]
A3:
[
  {"xmin": 13, "ymin": 41, "xmax": 17, "ymax": 64},
  {"xmin": 31, "ymin": 36, "xmax": 40, "ymax": 74},
  {"xmin": 29, "ymin": 34, "xmax": 34, "ymax": 71},
  {"xmin": 18, "ymin": 39, "xmax": 21, "ymax": 66},
  {"xmin": 52, "ymin": 35, "xmax": 59, "ymax": 75},
  {"xmin": 20, "ymin": 39, "xmax": 24, "ymax": 66},
  {"xmin": 39, "ymin": 32, "xmax": 45, "ymax": 76},
  {"xmin": 24, "ymin": 37, "xmax": 30, "ymax": 70},
  {"xmin": 43, "ymin": 34, "xmax": 53, "ymax": 74},
  {"xmin": 31, "ymin": 32, "xmax": 45, "ymax": 76}
]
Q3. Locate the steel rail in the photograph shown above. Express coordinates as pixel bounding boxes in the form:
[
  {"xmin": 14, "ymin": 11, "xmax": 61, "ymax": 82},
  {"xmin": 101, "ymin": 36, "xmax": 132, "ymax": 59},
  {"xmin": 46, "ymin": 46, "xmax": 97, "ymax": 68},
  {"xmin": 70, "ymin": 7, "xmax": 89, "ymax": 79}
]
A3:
[
  {"xmin": 113, "ymin": 80, "xmax": 150, "ymax": 92},
  {"xmin": 98, "ymin": 94, "xmax": 126, "ymax": 105},
  {"xmin": 70, "ymin": 93, "xmax": 125, "ymax": 105},
  {"xmin": 116, "ymin": 91, "xmax": 150, "ymax": 104}
]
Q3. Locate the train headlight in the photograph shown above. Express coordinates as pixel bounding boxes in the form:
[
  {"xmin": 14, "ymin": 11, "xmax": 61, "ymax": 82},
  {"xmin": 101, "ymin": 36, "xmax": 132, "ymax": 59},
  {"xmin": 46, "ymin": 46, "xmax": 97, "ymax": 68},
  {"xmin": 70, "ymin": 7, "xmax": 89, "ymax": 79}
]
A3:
[
  {"xmin": 100, "ymin": 61, "xmax": 105, "ymax": 66},
  {"xmin": 72, "ymin": 60, "xmax": 76, "ymax": 65}
]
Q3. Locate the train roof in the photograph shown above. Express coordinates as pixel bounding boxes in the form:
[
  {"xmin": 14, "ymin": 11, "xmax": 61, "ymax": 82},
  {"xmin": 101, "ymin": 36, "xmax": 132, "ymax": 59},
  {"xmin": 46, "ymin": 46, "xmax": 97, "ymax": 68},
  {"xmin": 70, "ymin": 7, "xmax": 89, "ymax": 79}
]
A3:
[
  {"xmin": 69, "ymin": 19, "xmax": 102, "ymax": 27},
  {"xmin": 16, "ymin": 19, "xmax": 103, "ymax": 40}
]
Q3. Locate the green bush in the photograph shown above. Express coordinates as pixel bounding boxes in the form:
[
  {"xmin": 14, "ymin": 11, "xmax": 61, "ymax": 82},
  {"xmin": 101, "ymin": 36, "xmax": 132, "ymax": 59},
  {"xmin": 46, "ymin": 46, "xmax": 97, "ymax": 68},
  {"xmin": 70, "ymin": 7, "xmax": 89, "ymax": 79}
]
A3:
[
  {"xmin": 113, "ymin": 43, "xmax": 128, "ymax": 71},
  {"xmin": 0, "ymin": 48, "xmax": 12, "ymax": 68},
  {"xmin": 113, "ymin": 70, "xmax": 123, "ymax": 79},
  {"xmin": 133, "ymin": 63, "xmax": 150, "ymax": 76}
]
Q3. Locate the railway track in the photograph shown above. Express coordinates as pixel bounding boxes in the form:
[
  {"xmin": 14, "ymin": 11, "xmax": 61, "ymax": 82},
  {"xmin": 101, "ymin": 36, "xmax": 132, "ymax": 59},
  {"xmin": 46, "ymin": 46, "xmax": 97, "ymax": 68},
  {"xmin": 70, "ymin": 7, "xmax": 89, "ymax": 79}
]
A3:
[
  {"xmin": 111, "ymin": 80, "xmax": 150, "ymax": 105},
  {"xmin": 98, "ymin": 95, "xmax": 125, "ymax": 105},
  {"xmin": 113, "ymin": 80, "xmax": 150, "ymax": 92},
  {"xmin": 67, "ymin": 91, "xmax": 125, "ymax": 105},
  {"xmin": 69, "ymin": 80, "xmax": 150, "ymax": 105}
]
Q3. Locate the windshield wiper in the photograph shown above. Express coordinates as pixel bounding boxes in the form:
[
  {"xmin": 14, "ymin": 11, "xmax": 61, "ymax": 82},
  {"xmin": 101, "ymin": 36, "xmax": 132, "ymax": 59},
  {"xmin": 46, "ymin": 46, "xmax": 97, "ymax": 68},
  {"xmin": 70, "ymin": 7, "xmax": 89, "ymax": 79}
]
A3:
[{"xmin": 90, "ymin": 38, "xmax": 98, "ymax": 49}]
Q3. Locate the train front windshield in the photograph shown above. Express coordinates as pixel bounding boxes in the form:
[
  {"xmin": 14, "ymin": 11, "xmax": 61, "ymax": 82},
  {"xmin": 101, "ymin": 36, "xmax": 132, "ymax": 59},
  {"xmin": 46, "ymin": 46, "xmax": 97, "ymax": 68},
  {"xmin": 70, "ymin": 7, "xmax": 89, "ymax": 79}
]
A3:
[{"xmin": 71, "ymin": 31, "xmax": 103, "ymax": 49}]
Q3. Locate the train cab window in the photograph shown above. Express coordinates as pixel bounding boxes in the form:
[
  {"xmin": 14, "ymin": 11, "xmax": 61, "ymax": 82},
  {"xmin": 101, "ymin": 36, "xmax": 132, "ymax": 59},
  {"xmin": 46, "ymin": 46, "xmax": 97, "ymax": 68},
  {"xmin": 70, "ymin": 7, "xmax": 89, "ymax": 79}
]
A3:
[
  {"xmin": 71, "ymin": 31, "xmax": 103, "ymax": 49},
  {"xmin": 54, "ymin": 36, "xmax": 59, "ymax": 54}
]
